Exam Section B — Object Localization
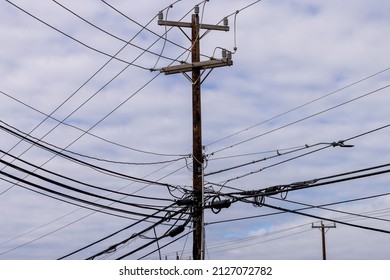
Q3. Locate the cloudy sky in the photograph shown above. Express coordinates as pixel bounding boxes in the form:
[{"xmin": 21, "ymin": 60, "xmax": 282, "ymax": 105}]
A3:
[{"xmin": 1, "ymin": 0, "xmax": 390, "ymax": 260}]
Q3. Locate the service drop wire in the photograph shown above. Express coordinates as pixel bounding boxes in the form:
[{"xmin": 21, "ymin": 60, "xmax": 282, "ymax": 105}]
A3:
[
  {"xmin": 58, "ymin": 202, "xmax": 181, "ymax": 259},
  {"xmin": 138, "ymin": 228, "xmax": 193, "ymax": 260},
  {"xmin": 0, "ymin": 121, "xmax": 178, "ymax": 189},
  {"xmin": 0, "ymin": 148, "xmax": 173, "ymax": 204},
  {"xmin": 207, "ymin": 82, "xmax": 390, "ymax": 155},
  {"xmin": 85, "ymin": 206, "xmax": 190, "ymax": 260},
  {"xmin": 270, "ymin": 196, "xmax": 390, "ymax": 224},
  {"xmin": 205, "ymin": 190, "xmax": 390, "ymax": 226},
  {"xmin": 217, "ymin": 162, "xmax": 390, "ymax": 201},
  {"xmin": 262, "ymin": 203, "xmax": 390, "ymax": 235},
  {"xmin": 115, "ymin": 212, "xmax": 191, "ymax": 260}
]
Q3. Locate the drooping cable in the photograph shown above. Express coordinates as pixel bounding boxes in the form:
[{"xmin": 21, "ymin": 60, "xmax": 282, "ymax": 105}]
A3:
[
  {"xmin": 57, "ymin": 202, "xmax": 179, "ymax": 259},
  {"xmin": 4, "ymin": 0, "xmax": 150, "ymax": 70},
  {"xmin": 0, "ymin": 121, "xmax": 182, "ymax": 189},
  {"xmin": 208, "ymin": 84, "xmax": 390, "ymax": 156},
  {"xmin": 262, "ymin": 202, "xmax": 390, "ymax": 235},
  {"xmin": 0, "ymin": 90, "xmax": 188, "ymax": 158},
  {"xmin": 205, "ymin": 67, "xmax": 390, "ymax": 149},
  {"xmin": 51, "ymin": 0, "xmax": 182, "ymax": 67}
]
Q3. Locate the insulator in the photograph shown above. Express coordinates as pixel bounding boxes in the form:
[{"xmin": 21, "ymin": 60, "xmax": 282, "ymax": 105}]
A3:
[
  {"xmin": 227, "ymin": 51, "xmax": 232, "ymax": 60},
  {"xmin": 223, "ymin": 17, "xmax": 228, "ymax": 26},
  {"xmin": 158, "ymin": 11, "xmax": 163, "ymax": 20},
  {"xmin": 222, "ymin": 49, "xmax": 227, "ymax": 58},
  {"xmin": 194, "ymin": 5, "xmax": 199, "ymax": 14}
]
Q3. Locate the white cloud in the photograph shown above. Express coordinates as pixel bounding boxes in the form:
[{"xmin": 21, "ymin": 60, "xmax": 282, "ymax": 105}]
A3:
[{"xmin": 0, "ymin": 0, "xmax": 390, "ymax": 260}]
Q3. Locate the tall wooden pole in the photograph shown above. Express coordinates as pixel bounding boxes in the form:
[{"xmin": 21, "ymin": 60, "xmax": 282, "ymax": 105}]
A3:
[
  {"xmin": 158, "ymin": 8, "xmax": 231, "ymax": 260},
  {"xmin": 191, "ymin": 12, "xmax": 204, "ymax": 260}
]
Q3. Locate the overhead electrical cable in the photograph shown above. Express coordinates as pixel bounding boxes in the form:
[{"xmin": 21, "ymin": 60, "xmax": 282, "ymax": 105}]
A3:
[
  {"xmin": 205, "ymin": 122, "xmax": 390, "ymax": 186},
  {"xmin": 217, "ymin": 163, "xmax": 390, "ymax": 209},
  {"xmin": 51, "ymin": 0, "xmax": 182, "ymax": 67},
  {"xmin": 209, "ymin": 84, "xmax": 390, "ymax": 156},
  {"xmin": 100, "ymin": 0, "xmax": 212, "ymax": 61},
  {"xmin": 0, "ymin": 148, "xmax": 173, "ymax": 203},
  {"xmin": 205, "ymin": 122, "xmax": 390, "ymax": 179},
  {"xmin": 0, "ymin": 173, "xmax": 182, "ymax": 220},
  {"xmin": 138, "ymin": 228, "xmax": 193, "ymax": 260},
  {"xmin": 85, "ymin": 208, "xmax": 190, "ymax": 260},
  {"xmin": 0, "ymin": 159, "xmax": 174, "ymax": 213},
  {"xmin": 205, "ymin": 141, "xmax": 342, "ymax": 177},
  {"xmin": 0, "ymin": 3, "xmax": 190, "ymax": 159},
  {"xmin": 0, "ymin": 90, "xmax": 188, "ymax": 158},
  {"xmin": 0, "ymin": 176, "xmax": 139, "ymax": 220},
  {"xmin": 206, "ymin": 67, "xmax": 390, "ymax": 150},
  {"xmin": 107, "ymin": 210, "xmax": 190, "ymax": 260},
  {"xmin": 4, "ymin": 0, "xmax": 151, "ymax": 70},
  {"xmin": 206, "ymin": 143, "xmax": 330, "ymax": 185},
  {"xmin": 262, "ymin": 202, "xmax": 390, "ymax": 235},
  {"xmin": 57, "ymin": 202, "xmax": 181, "ymax": 259},
  {"xmin": 0, "ymin": 121, "xmax": 183, "ymax": 189},
  {"xmin": 1, "ymin": 159, "xmax": 189, "ymax": 257},
  {"xmin": 270, "ymin": 196, "xmax": 390, "ymax": 223}
]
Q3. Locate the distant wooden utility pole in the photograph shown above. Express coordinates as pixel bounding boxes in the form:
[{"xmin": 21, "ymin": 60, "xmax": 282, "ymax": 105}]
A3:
[
  {"xmin": 312, "ymin": 221, "xmax": 336, "ymax": 260},
  {"xmin": 158, "ymin": 5, "xmax": 232, "ymax": 260}
]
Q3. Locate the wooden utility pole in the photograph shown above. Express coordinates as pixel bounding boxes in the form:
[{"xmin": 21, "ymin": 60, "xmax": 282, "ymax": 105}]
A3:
[
  {"xmin": 312, "ymin": 221, "xmax": 336, "ymax": 260},
  {"xmin": 158, "ymin": 6, "xmax": 232, "ymax": 260}
]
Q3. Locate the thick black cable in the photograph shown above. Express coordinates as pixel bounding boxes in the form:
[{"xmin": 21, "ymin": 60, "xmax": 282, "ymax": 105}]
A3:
[
  {"xmin": 206, "ymin": 190, "xmax": 390, "ymax": 226},
  {"xmin": 271, "ymin": 196, "xmax": 390, "ymax": 223},
  {"xmin": 206, "ymin": 123, "xmax": 390, "ymax": 186},
  {"xmin": 86, "ymin": 207, "xmax": 189, "ymax": 260},
  {"xmin": 1, "ymin": 159, "xmax": 187, "ymax": 257},
  {"xmin": 0, "ymin": 90, "xmax": 187, "ymax": 158},
  {"xmin": 0, "ymin": 157, "xmax": 174, "ymax": 211},
  {"xmin": 262, "ymin": 202, "xmax": 390, "ymax": 235},
  {"xmin": 0, "ymin": 120, "xmax": 181, "ymax": 189},
  {"xmin": 58, "ymin": 202, "xmax": 179, "ymax": 259},
  {"xmin": 138, "ymin": 229, "xmax": 193, "ymax": 260},
  {"xmin": 217, "ymin": 163, "xmax": 390, "ymax": 200},
  {"xmin": 0, "ymin": 168, "xmax": 185, "ymax": 220},
  {"xmin": 0, "ymin": 148, "xmax": 173, "ymax": 203},
  {"xmin": 109, "ymin": 211, "xmax": 190, "ymax": 260},
  {"xmin": 0, "ymin": 177, "xmax": 138, "ymax": 220}
]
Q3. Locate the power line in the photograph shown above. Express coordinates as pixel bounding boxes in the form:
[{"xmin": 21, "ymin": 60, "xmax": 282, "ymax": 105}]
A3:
[
  {"xmin": 0, "ymin": 159, "xmax": 189, "ymax": 257},
  {"xmin": 271, "ymin": 196, "xmax": 390, "ymax": 224},
  {"xmin": 262, "ymin": 202, "xmax": 390, "ymax": 235},
  {"xmin": 1, "ymin": 2, "xmax": 191, "ymax": 162},
  {"xmin": 0, "ymin": 89, "xmax": 188, "ymax": 158},
  {"xmin": 51, "ymin": 0, "xmax": 183, "ymax": 67},
  {"xmin": 206, "ymin": 67, "xmax": 390, "ymax": 150},
  {"xmin": 0, "ymin": 120, "xmax": 183, "ymax": 189},
  {"xmin": 0, "ymin": 147, "xmax": 174, "ymax": 203},
  {"xmin": 138, "ymin": 228, "xmax": 193, "ymax": 260},
  {"xmin": 209, "ymin": 84, "xmax": 390, "ymax": 156},
  {"xmin": 57, "ymin": 202, "xmax": 182, "ymax": 259},
  {"xmin": 2, "ymin": 2, "xmax": 192, "ymax": 185},
  {"xmin": 0, "ymin": 163, "xmax": 176, "ymax": 216},
  {"xmin": 100, "ymin": 0, "xmax": 212, "ymax": 62},
  {"xmin": 86, "ymin": 208, "xmax": 190, "ymax": 260},
  {"xmin": 1, "ymin": 120, "xmax": 188, "ymax": 166},
  {"xmin": 205, "ymin": 121, "xmax": 390, "ymax": 186},
  {"xmin": 4, "ymin": 0, "xmax": 151, "ymax": 70}
]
